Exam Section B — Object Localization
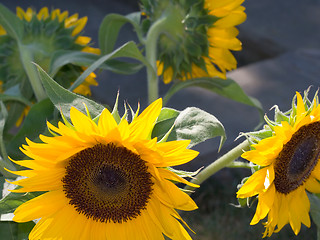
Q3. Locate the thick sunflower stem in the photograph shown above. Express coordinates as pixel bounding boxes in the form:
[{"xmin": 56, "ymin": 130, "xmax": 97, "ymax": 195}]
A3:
[
  {"xmin": 227, "ymin": 161, "xmax": 253, "ymax": 169},
  {"xmin": 145, "ymin": 8, "xmax": 184, "ymax": 104},
  {"xmin": 145, "ymin": 19, "xmax": 164, "ymax": 104},
  {"xmin": 19, "ymin": 43, "xmax": 47, "ymax": 102},
  {"xmin": 185, "ymin": 140, "xmax": 251, "ymax": 193}
]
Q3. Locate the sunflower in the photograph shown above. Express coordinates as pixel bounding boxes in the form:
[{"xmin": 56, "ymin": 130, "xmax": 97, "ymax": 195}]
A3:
[
  {"xmin": 7, "ymin": 98, "xmax": 199, "ymax": 239},
  {"xmin": 0, "ymin": 6, "xmax": 99, "ymax": 97},
  {"xmin": 237, "ymin": 91, "xmax": 320, "ymax": 237},
  {"xmin": 0, "ymin": 6, "xmax": 100, "ymax": 126},
  {"xmin": 143, "ymin": 0, "xmax": 246, "ymax": 84}
]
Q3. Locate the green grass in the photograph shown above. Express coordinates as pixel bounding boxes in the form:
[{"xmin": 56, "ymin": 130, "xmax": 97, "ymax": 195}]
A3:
[{"xmin": 181, "ymin": 168, "xmax": 317, "ymax": 240}]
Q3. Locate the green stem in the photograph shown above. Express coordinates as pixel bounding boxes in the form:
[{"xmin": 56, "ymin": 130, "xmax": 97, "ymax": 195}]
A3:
[
  {"xmin": 227, "ymin": 161, "xmax": 252, "ymax": 169},
  {"xmin": 185, "ymin": 140, "xmax": 251, "ymax": 192},
  {"xmin": 19, "ymin": 43, "xmax": 47, "ymax": 102},
  {"xmin": 145, "ymin": 18, "xmax": 167, "ymax": 104},
  {"xmin": 145, "ymin": 6, "xmax": 184, "ymax": 104}
]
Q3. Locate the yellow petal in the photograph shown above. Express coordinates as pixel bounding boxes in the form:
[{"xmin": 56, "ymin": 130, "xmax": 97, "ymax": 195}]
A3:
[
  {"xmin": 305, "ymin": 177, "xmax": 320, "ymax": 193},
  {"xmin": 13, "ymin": 190, "xmax": 66, "ymax": 222},
  {"xmin": 16, "ymin": 7, "xmax": 33, "ymax": 21},
  {"xmin": 296, "ymin": 92, "xmax": 306, "ymax": 117},
  {"xmin": 72, "ymin": 17, "xmax": 88, "ymax": 36},
  {"xmin": 214, "ymin": 6, "xmax": 247, "ymax": 28},
  {"xmin": 153, "ymin": 178, "xmax": 198, "ymax": 211},
  {"xmin": 276, "ymin": 194, "xmax": 290, "ymax": 231},
  {"xmin": 209, "ymin": 34, "xmax": 242, "ymax": 51},
  {"xmin": 250, "ymin": 184, "xmax": 275, "ymax": 225},
  {"xmin": 75, "ymin": 36, "xmax": 91, "ymax": 45},
  {"xmin": 70, "ymin": 107, "xmax": 99, "ymax": 135},
  {"xmin": 209, "ymin": 48, "xmax": 237, "ymax": 71},
  {"xmin": 98, "ymin": 108, "xmax": 118, "ymax": 135},
  {"xmin": 155, "ymin": 140, "xmax": 199, "ymax": 167},
  {"xmin": 9, "ymin": 168, "xmax": 65, "ymax": 192},
  {"xmin": 130, "ymin": 98, "xmax": 162, "ymax": 140},
  {"xmin": 237, "ymin": 166, "xmax": 274, "ymax": 198},
  {"xmin": 311, "ymin": 162, "xmax": 320, "ymax": 180},
  {"xmin": 37, "ymin": 7, "xmax": 49, "ymax": 20}
]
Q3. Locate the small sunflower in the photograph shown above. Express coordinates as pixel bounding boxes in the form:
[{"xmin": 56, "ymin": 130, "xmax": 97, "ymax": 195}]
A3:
[
  {"xmin": 237, "ymin": 91, "xmax": 320, "ymax": 237},
  {"xmin": 142, "ymin": 0, "xmax": 246, "ymax": 84},
  {"xmin": 8, "ymin": 98, "xmax": 199, "ymax": 239},
  {"xmin": 0, "ymin": 6, "xmax": 99, "ymax": 97}
]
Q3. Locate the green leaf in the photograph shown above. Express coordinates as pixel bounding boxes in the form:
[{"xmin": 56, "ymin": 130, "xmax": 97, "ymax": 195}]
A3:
[
  {"xmin": 36, "ymin": 64, "xmax": 106, "ymax": 121},
  {"xmin": 163, "ymin": 77, "xmax": 263, "ymax": 113},
  {"xmin": 169, "ymin": 107, "xmax": 226, "ymax": 149},
  {"xmin": 6, "ymin": 99, "xmax": 54, "ymax": 160},
  {"xmin": 99, "ymin": 12, "xmax": 142, "ymax": 55},
  {"xmin": 69, "ymin": 42, "xmax": 151, "ymax": 93},
  {"xmin": 49, "ymin": 51, "xmax": 98, "ymax": 76},
  {"xmin": 49, "ymin": 51, "xmax": 144, "ymax": 77},
  {"xmin": 0, "ymin": 3, "xmax": 24, "ymax": 41},
  {"xmin": 0, "ymin": 221, "xmax": 34, "ymax": 240},
  {"xmin": 152, "ymin": 108, "xmax": 180, "ymax": 140},
  {"xmin": 0, "ymin": 94, "xmax": 31, "ymax": 106}
]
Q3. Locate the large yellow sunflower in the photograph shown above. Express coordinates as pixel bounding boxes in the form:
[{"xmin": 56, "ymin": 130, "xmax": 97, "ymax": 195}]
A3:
[
  {"xmin": 154, "ymin": 0, "xmax": 246, "ymax": 83},
  {"xmin": 0, "ymin": 6, "xmax": 99, "ymax": 97},
  {"xmin": 237, "ymin": 92, "xmax": 320, "ymax": 237},
  {"xmin": 7, "ymin": 98, "xmax": 199, "ymax": 239}
]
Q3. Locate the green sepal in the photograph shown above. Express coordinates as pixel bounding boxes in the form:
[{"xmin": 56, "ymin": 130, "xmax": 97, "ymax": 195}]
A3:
[
  {"xmin": 167, "ymin": 166, "xmax": 202, "ymax": 179},
  {"xmin": 272, "ymin": 105, "xmax": 290, "ymax": 124},
  {"xmin": 239, "ymin": 127, "xmax": 273, "ymax": 145},
  {"xmin": 111, "ymin": 91, "xmax": 121, "ymax": 124}
]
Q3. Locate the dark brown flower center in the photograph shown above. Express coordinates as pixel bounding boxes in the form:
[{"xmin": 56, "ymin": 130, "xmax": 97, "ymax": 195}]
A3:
[
  {"xmin": 62, "ymin": 143, "xmax": 154, "ymax": 223},
  {"xmin": 274, "ymin": 122, "xmax": 320, "ymax": 194}
]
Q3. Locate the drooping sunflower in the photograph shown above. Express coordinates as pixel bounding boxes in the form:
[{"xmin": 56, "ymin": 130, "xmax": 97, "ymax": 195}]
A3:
[
  {"xmin": 7, "ymin": 98, "xmax": 199, "ymax": 240},
  {"xmin": 237, "ymin": 91, "xmax": 320, "ymax": 237},
  {"xmin": 142, "ymin": 0, "xmax": 246, "ymax": 83},
  {"xmin": 0, "ymin": 6, "xmax": 100, "ymax": 126},
  {"xmin": 0, "ymin": 6, "xmax": 99, "ymax": 97}
]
